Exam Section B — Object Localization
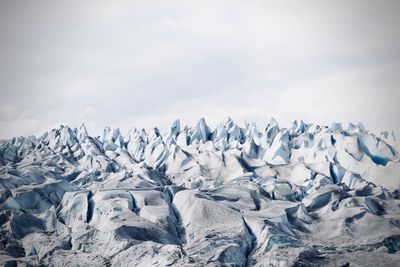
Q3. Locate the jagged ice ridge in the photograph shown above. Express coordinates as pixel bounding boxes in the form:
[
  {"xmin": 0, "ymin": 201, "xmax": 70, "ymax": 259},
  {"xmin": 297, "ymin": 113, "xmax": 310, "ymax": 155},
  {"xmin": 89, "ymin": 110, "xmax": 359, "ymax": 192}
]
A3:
[{"xmin": 0, "ymin": 117, "xmax": 400, "ymax": 266}]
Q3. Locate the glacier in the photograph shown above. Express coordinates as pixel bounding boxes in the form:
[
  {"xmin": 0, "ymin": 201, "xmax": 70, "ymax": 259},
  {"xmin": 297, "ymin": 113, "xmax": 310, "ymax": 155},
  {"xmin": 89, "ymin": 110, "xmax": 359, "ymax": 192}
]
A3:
[{"xmin": 0, "ymin": 117, "xmax": 400, "ymax": 266}]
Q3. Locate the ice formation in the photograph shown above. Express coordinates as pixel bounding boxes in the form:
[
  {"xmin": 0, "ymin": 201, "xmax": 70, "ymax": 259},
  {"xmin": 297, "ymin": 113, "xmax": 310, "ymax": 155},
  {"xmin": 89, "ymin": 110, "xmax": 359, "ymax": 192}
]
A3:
[{"xmin": 0, "ymin": 118, "xmax": 400, "ymax": 266}]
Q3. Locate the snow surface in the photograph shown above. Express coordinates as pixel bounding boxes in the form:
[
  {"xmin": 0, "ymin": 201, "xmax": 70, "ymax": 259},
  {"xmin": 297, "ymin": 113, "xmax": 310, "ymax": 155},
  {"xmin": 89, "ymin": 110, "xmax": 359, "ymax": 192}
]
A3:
[{"xmin": 0, "ymin": 118, "xmax": 400, "ymax": 266}]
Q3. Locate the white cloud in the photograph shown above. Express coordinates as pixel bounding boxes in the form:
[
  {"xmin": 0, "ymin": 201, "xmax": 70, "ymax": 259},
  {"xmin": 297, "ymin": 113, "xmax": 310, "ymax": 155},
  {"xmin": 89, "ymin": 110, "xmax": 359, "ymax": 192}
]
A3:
[{"xmin": 0, "ymin": 1, "xmax": 399, "ymax": 138}]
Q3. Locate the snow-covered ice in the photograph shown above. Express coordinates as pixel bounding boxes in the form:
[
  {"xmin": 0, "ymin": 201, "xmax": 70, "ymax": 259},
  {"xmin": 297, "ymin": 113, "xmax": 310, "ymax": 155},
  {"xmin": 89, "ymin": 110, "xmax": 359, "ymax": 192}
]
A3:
[{"xmin": 0, "ymin": 118, "xmax": 400, "ymax": 266}]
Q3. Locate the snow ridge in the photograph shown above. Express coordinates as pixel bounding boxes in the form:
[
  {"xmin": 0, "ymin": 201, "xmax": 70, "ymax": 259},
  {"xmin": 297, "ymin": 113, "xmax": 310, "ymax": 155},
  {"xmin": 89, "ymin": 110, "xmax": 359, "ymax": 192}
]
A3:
[{"xmin": 0, "ymin": 118, "xmax": 400, "ymax": 266}]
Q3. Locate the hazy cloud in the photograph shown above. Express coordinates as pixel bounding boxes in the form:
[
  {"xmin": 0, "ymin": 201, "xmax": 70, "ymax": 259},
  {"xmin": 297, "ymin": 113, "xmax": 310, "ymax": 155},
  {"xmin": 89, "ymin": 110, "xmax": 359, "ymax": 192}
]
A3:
[{"xmin": 0, "ymin": 0, "xmax": 399, "ymax": 138}]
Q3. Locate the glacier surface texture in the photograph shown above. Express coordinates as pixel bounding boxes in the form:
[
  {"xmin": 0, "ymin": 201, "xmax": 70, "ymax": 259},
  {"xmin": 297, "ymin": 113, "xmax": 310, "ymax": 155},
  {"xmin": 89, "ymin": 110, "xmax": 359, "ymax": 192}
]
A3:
[{"xmin": 1, "ymin": 118, "xmax": 400, "ymax": 266}]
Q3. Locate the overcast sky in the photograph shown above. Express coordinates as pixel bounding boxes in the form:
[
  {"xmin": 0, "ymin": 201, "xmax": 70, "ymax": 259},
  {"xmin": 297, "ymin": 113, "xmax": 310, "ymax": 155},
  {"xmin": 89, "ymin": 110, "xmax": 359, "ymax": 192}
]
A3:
[{"xmin": 1, "ymin": 0, "xmax": 400, "ymax": 138}]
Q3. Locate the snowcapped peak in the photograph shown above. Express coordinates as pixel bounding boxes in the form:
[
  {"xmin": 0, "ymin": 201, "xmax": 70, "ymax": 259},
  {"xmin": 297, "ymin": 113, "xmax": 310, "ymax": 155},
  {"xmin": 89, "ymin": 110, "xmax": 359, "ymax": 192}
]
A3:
[
  {"xmin": 126, "ymin": 127, "xmax": 137, "ymax": 137},
  {"xmin": 267, "ymin": 117, "xmax": 279, "ymax": 129},
  {"xmin": 171, "ymin": 119, "xmax": 180, "ymax": 132},
  {"xmin": 60, "ymin": 125, "xmax": 79, "ymax": 145},
  {"xmin": 223, "ymin": 116, "xmax": 234, "ymax": 126},
  {"xmin": 264, "ymin": 117, "xmax": 280, "ymax": 146},
  {"xmin": 102, "ymin": 126, "xmax": 121, "ymax": 143},
  {"xmin": 289, "ymin": 119, "xmax": 305, "ymax": 135},
  {"xmin": 167, "ymin": 119, "xmax": 180, "ymax": 140},
  {"xmin": 263, "ymin": 129, "xmax": 290, "ymax": 165},
  {"xmin": 191, "ymin": 117, "xmax": 211, "ymax": 142},
  {"xmin": 79, "ymin": 122, "xmax": 88, "ymax": 132},
  {"xmin": 213, "ymin": 122, "xmax": 228, "ymax": 136},
  {"xmin": 149, "ymin": 127, "xmax": 161, "ymax": 140},
  {"xmin": 77, "ymin": 123, "xmax": 89, "ymax": 141},
  {"xmin": 244, "ymin": 121, "xmax": 260, "ymax": 144},
  {"xmin": 196, "ymin": 117, "xmax": 208, "ymax": 128}
]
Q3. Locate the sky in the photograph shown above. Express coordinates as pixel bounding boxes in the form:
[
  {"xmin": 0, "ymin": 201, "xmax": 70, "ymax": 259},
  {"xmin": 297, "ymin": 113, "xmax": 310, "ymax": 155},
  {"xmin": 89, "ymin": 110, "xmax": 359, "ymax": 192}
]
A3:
[{"xmin": 1, "ymin": 0, "xmax": 400, "ymax": 138}]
